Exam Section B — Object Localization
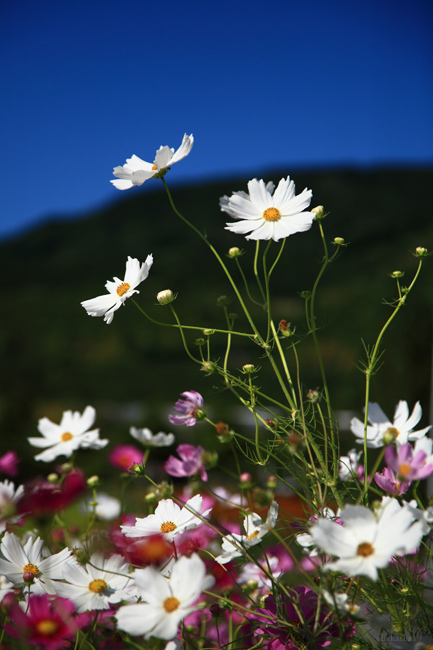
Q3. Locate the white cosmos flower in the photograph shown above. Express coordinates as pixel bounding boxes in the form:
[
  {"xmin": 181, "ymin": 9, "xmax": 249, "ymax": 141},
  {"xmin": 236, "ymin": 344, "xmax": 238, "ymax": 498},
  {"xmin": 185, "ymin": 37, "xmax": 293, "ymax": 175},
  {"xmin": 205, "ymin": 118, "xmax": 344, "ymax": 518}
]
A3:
[
  {"xmin": 55, "ymin": 553, "xmax": 136, "ymax": 613},
  {"xmin": 81, "ymin": 492, "xmax": 121, "ymax": 520},
  {"xmin": 116, "ymin": 553, "xmax": 214, "ymax": 640},
  {"xmin": 350, "ymin": 400, "xmax": 431, "ymax": 448},
  {"xmin": 0, "ymin": 532, "xmax": 72, "ymax": 595},
  {"xmin": 0, "ymin": 574, "xmax": 14, "ymax": 602},
  {"xmin": 28, "ymin": 406, "xmax": 107, "ymax": 462},
  {"xmin": 111, "ymin": 133, "xmax": 194, "ymax": 190},
  {"xmin": 130, "ymin": 426, "xmax": 175, "ymax": 447},
  {"xmin": 0, "ymin": 480, "xmax": 24, "ymax": 533},
  {"xmin": 309, "ymin": 500, "xmax": 425, "ymax": 581},
  {"xmin": 220, "ymin": 177, "xmax": 314, "ymax": 242},
  {"xmin": 81, "ymin": 255, "xmax": 153, "ymax": 324},
  {"xmin": 121, "ymin": 495, "xmax": 211, "ymax": 542},
  {"xmin": 215, "ymin": 501, "xmax": 278, "ymax": 565}
]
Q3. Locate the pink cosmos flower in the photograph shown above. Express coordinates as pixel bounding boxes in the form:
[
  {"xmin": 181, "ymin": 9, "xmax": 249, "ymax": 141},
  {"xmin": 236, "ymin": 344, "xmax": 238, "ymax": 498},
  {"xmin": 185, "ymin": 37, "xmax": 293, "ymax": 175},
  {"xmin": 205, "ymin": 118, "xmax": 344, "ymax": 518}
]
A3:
[
  {"xmin": 164, "ymin": 444, "xmax": 208, "ymax": 481},
  {"xmin": 5, "ymin": 594, "xmax": 83, "ymax": 650},
  {"xmin": 385, "ymin": 442, "xmax": 433, "ymax": 482},
  {"xmin": 374, "ymin": 466, "xmax": 410, "ymax": 496},
  {"xmin": 108, "ymin": 444, "xmax": 143, "ymax": 471},
  {"xmin": 168, "ymin": 391, "xmax": 205, "ymax": 427},
  {"xmin": 0, "ymin": 451, "xmax": 20, "ymax": 477}
]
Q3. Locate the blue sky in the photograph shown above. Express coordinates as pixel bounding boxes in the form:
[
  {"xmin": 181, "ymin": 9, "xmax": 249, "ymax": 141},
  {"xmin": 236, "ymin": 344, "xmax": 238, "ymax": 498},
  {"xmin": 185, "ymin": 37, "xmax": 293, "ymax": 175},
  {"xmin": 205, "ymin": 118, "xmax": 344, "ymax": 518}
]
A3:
[{"xmin": 1, "ymin": 0, "xmax": 432, "ymax": 240}]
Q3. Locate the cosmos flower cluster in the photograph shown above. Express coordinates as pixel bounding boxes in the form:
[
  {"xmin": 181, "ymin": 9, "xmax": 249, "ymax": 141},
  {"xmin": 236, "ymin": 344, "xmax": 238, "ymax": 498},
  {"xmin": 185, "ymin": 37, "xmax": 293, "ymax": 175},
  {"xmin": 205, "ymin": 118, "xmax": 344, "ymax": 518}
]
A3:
[{"xmin": 2, "ymin": 134, "xmax": 432, "ymax": 649}]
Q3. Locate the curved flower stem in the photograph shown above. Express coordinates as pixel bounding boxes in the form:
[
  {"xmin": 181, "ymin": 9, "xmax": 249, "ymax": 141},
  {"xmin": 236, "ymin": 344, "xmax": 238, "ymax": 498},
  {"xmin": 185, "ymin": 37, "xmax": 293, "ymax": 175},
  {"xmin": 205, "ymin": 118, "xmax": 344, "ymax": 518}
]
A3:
[
  {"xmin": 361, "ymin": 259, "xmax": 423, "ymax": 497},
  {"xmin": 161, "ymin": 178, "xmax": 263, "ymax": 342},
  {"xmin": 270, "ymin": 321, "xmax": 298, "ymax": 409},
  {"xmin": 253, "ymin": 240, "xmax": 267, "ymax": 303},
  {"xmin": 235, "ymin": 256, "xmax": 263, "ymax": 306},
  {"xmin": 168, "ymin": 304, "xmax": 201, "ymax": 364},
  {"xmin": 131, "ymin": 298, "xmax": 253, "ymax": 338},
  {"xmin": 308, "ymin": 220, "xmax": 335, "ymax": 440},
  {"xmin": 222, "ymin": 307, "xmax": 233, "ymax": 383}
]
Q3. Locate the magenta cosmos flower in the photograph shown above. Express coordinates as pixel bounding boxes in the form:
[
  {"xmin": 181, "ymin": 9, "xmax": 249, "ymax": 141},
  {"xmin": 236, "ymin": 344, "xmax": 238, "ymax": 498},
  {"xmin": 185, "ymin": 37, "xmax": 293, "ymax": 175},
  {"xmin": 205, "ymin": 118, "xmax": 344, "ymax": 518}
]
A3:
[
  {"xmin": 374, "ymin": 466, "xmax": 410, "ymax": 496},
  {"xmin": 385, "ymin": 442, "xmax": 433, "ymax": 482},
  {"xmin": 5, "ymin": 594, "xmax": 83, "ymax": 650},
  {"xmin": 109, "ymin": 444, "xmax": 144, "ymax": 471},
  {"xmin": 164, "ymin": 444, "xmax": 208, "ymax": 481},
  {"xmin": 168, "ymin": 391, "xmax": 205, "ymax": 427},
  {"xmin": 0, "ymin": 451, "xmax": 20, "ymax": 477}
]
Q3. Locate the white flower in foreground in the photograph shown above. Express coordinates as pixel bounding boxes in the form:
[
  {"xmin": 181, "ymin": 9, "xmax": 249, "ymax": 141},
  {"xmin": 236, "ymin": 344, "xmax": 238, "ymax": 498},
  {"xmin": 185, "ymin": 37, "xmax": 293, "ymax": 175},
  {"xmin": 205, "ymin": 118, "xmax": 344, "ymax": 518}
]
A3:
[
  {"xmin": 28, "ymin": 406, "xmax": 107, "ymax": 462},
  {"xmin": 121, "ymin": 495, "xmax": 211, "ymax": 542},
  {"xmin": 55, "ymin": 553, "xmax": 136, "ymax": 613},
  {"xmin": 130, "ymin": 426, "xmax": 175, "ymax": 447},
  {"xmin": 81, "ymin": 255, "xmax": 153, "ymax": 324},
  {"xmin": 111, "ymin": 133, "xmax": 194, "ymax": 190},
  {"xmin": 220, "ymin": 177, "xmax": 314, "ymax": 242},
  {"xmin": 0, "ymin": 532, "xmax": 72, "ymax": 594},
  {"xmin": 309, "ymin": 500, "xmax": 425, "ymax": 581},
  {"xmin": 116, "ymin": 553, "xmax": 214, "ymax": 640},
  {"xmin": 215, "ymin": 501, "xmax": 278, "ymax": 564},
  {"xmin": 350, "ymin": 400, "xmax": 431, "ymax": 448},
  {"xmin": 0, "ymin": 480, "xmax": 24, "ymax": 533}
]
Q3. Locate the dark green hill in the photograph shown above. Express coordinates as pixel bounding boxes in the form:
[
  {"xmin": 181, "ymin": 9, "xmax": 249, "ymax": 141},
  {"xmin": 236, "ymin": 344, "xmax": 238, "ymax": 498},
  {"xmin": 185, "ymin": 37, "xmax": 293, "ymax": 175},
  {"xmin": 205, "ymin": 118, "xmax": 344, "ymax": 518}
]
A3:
[{"xmin": 1, "ymin": 167, "xmax": 432, "ymax": 473}]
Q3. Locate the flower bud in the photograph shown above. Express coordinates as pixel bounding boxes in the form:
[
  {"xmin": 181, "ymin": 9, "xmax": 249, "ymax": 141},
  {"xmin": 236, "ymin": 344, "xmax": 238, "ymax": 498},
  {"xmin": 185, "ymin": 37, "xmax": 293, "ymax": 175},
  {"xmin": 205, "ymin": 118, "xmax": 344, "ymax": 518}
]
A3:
[
  {"xmin": 144, "ymin": 491, "xmax": 157, "ymax": 503},
  {"xmin": 279, "ymin": 320, "xmax": 294, "ymax": 337},
  {"xmin": 210, "ymin": 603, "xmax": 222, "ymax": 617},
  {"xmin": 242, "ymin": 364, "xmax": 256, "ymax": 374},
  {"xmin": 389, "ymin": 270, "xmax": 404, "ymax": 279},
  {"xmin": 333, "ymin": 237, "xmax": 345, "ymax": 246},
  {"xmin": 382, "ymin": 427, "xmax": 399, "ymax": 445},
  {"xmin": 203, "ymin": 329, "xmax": 215, "ymax": 336},
  {"xmin": 311, "ymin": 205, "xmax": 325, "ymax": 219},
  {"xmin": 195, "ymin": 338, "xmax": 205, "ymax": 347},
  {"xmin": 267, "ymin": 475, "xmax": 277, "ymax": 488},
  {"xmin": 47, "ymin": 473, "xmax": 59, "ymax": 483},
  {"xmin": 239, "ymin": 472, "xmax": 252, "ymax": 487},
  {"xmin": 307, "ymin": 388, "xmax": 321, "ymax": 403},
  {"xmin": 300, "ymin": 290, "xmax": 311, "ymax": 300},
  {"xmin": 202, "ymin": 450, "xmax": 218, "ymax": 468},
  {"xmin": 60, "ymin": 462, "xmax": 73, "ymax": 474},
  {"xmin": 23, "ymin": 572, "xmax": 36, "ymax": 585},
  {"xmin": 215, "ymin": 421, "xmax": 235, "ymax": 443},
  {"xmin": 228, "ymin": 247, "xmax": 243, "ymax": 258},
  {"xmin": 157, "ymin": 289, "xmax": 175, "ymax": 305},
  {"xmin": 155, "ymin": 481, "xmax": 173, "ymax": 499},
  {"xmin": 245, "ymin": 579, "xmax": 259, "ymax": 591},
  {"xmin": 217, "ymin": 295, "xmax": 231, "ymax": 307},
  {"xmin": 201, "ymin": 360, "xmax": 217, "ymax": 374},
  {"xmin": 414, "ymin": 246, "xmax": 428, "ymax": 257},
  {"xmin": 87, "ymin": 475, "xmax": 100, "ymax": 488}
]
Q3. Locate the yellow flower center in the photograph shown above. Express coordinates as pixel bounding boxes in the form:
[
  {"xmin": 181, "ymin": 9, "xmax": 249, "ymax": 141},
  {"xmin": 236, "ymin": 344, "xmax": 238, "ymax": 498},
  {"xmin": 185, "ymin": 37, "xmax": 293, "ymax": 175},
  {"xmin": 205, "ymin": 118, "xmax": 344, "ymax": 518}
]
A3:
[
  {"xmin": 88, "ymin": 579, "xmax": 107, "ymax": 593},
  {"xmin": 152, "ymin": 163, "xmax": 158, "ymax": 170},
  {"xmin": 163, "ymin": 596, "xmax": 180, "ymax": 612},
  {"xmin": 116, "ymin": 282, "xmax": 130, "ymax": 297},
  {"xmin": 36, "ymin": 620, "xmax": 59, "ymax": 636},
  {"xmin": 357, "ymin": 542, "xmax": 374, "ymax": 557},
  {"xmin": 262, "ymin": 207, "xmax": 281, "ymax": 222},
  {"xmin": 246, "ymin": 530, "xmax": 260, "ymax": 541},
  {"xmin": 399, "ymin": 463, "xmax": 412, "ymax": 477},
  {"xmin": 61, "ymin": 432, "xmax": 73, "ymax": 442},
  {"xmin": 23, "ymin": 563, "xmax": 40, "ymax": 576},
  {"xmin": 160, "ymin": 521, "xmax": 177, "ymax": 534}
]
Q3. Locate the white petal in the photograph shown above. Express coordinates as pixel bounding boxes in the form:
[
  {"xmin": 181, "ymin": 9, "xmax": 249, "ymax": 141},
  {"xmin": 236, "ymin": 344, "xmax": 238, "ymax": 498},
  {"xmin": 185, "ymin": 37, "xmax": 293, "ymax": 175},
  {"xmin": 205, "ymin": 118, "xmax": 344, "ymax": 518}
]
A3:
[{"xmin": 169, "ymin": 133, "xmax": 194, "ymax": 165}]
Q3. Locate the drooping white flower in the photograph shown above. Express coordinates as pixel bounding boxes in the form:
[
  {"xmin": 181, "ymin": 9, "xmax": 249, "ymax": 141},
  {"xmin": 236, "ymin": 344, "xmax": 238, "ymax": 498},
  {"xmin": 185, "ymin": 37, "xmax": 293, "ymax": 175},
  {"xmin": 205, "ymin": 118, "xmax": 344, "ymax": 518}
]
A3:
[
  {"xmin": 55, "ymin": 553, "xmax": 136, "ymax": 613},
  {"xmin": 121, "ymin": 495, "xmax": 211, "ymax": 542},
  {"xmin": 28, "ymin": 406, "xmax": 107, "ymax": 462},
  {"xmin": 350, "ymin": 401, "xmax": 431, "ymax": 449},
  {"xmin": 220, "ymin": 177, "xmax": 314, "ymax": 242},
  {"xmin": 116, "ymin": 553, "xmax": 214, "ymax": 640},
  {"xmin": 0, "ymin": 532, "xmax": 72, "ymax": 594},
  {"xmin": 111, "ymin": 134, "xmax": 194, "ymax": 190},
  {"xmin": 309, "ymin": 500, "xmax": 425, "ymax": 581},
  {"xmin": 0, "ymin": 480, "xmax": 24, "ymax": 533},
  {"xmin": 130, "ymin": 426, "xmax": 175, "ymax": 447},
  {"xmin": 215, "ymin": 501, "xmax": 278, "ymax": 564},
  {"xmin": 322, "ymin": 590, "xmax": 361, "ymax": 616},
  {"xmin": 81, "ymin": 255, "xmax": 153, "ymax": 324},
  {"xmin": 401, "ymin": 499, "xmax": 433, "ymax": 535}
]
